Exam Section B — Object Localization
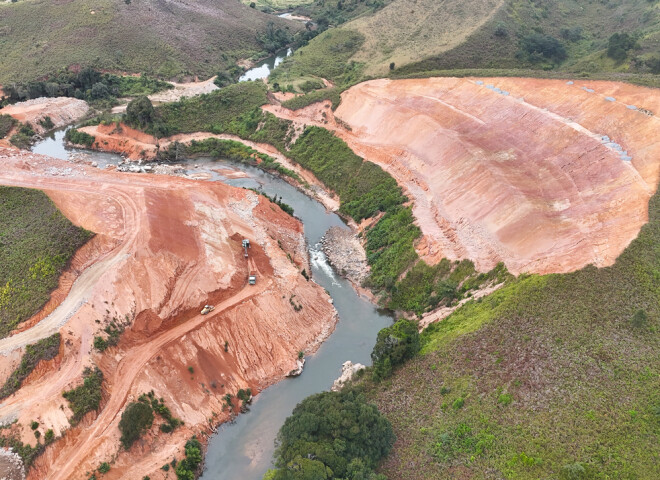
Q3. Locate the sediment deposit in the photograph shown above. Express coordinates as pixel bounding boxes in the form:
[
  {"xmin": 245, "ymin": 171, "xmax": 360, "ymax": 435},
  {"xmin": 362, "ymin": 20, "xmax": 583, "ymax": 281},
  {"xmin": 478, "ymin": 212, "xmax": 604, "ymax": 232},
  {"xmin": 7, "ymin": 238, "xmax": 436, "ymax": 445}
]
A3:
[
  {"xmin": 0, "ymin": 148, "xmax": 336, "ymax": 480},
  {"xmin": 266, "ymin": 77, "xmax": 660, "ymax": 274}
]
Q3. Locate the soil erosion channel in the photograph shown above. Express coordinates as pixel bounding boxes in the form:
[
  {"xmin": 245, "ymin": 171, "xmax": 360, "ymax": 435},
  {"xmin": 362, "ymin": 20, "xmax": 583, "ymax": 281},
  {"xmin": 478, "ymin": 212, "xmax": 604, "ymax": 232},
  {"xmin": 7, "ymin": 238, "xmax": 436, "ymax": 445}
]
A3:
[{"xmin": 30, "ymin": 137, "xmax": 393, "ymax": 479}]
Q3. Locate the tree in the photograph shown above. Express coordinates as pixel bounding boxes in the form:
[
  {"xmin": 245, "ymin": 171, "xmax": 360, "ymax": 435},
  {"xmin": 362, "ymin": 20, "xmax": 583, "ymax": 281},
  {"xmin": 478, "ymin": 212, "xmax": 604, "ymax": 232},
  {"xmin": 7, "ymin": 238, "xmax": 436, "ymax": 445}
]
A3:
[
  {"xmin": 90, "ymin": 82, "xmax": 110, "ymax": 100},
  {"xmin": 270, "ymin": 390, "xmax": 395, "ymax": 479},
  {"xmin": 520, "ymin": 33, "xmax": 567, "ymax": 63},
  {"xmin": 607, "ymin": 33, "xmax": 639, "ymax": 62},
  {"xmin": 118, "ymin": 401, "xmax": 154, "ymax": 449},
  {"xmin": 371, "ymin": 318, "xmax": 420, "ymax": 381},
  {"xmin": 125, "ymin": 96, "xmax": 154, "ymax": 128}
]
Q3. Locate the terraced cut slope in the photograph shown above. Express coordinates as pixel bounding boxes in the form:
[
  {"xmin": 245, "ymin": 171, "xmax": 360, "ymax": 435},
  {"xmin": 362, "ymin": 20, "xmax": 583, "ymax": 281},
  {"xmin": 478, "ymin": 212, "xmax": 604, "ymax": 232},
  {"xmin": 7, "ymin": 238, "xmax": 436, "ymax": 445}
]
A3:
[
  {"xmin": 0, "ymin": 0, "xmax": 301, "ymax": 83},
  {"xmin": 329, "ymin": 77, "xmax": 660, "ymax": 274},
  {"xmin": 364, "ymin": 187, "xmax": 660, "ymax": 480},
  {"xmin": 0, "ymin": 148, "xmax": 336, "ymax": 480}
]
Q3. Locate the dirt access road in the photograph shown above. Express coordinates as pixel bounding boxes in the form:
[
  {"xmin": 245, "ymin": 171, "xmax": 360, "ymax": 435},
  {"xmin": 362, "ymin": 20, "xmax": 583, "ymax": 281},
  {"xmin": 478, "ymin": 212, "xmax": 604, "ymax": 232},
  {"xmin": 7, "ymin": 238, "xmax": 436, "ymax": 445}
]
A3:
[{"xmin": 0, "ymin": 148, "xmax": 337, "ymax": 479}]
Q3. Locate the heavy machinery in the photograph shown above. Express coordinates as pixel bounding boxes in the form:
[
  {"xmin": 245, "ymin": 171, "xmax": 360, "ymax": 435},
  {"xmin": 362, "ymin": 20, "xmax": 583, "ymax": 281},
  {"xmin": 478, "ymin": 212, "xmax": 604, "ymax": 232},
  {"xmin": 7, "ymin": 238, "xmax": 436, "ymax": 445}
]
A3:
[
  {"xmin": 201, "ymin": 305, "xmax": 215, "ymax": 315},
  {"xmin": 242, "ymin": 239, "xmax": 250, "ymax": 258},
  {"xmin": 249, "ymin": 272, "xmax": 257, "ymax": 285}
]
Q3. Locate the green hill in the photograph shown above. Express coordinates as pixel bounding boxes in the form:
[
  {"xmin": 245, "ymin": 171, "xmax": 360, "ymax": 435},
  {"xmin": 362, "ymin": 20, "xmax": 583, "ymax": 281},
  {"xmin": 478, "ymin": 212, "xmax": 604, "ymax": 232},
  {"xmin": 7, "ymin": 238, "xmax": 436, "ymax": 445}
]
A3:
[
  {"xmin": 0, "ymin": 0, "xmax": 302, "ymax": 84},
  {"xmin": 359, "ymin": 189, "xmax": 660, "ymax": 479}
]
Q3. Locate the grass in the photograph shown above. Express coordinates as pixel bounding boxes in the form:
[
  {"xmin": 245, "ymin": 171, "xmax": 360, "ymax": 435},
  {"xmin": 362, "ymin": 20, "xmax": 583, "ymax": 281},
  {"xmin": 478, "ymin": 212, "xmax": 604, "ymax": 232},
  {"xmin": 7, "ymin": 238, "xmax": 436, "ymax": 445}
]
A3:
[
  {"xmin": 269, "ymin": 29, "xmax": 365, "ymax": 86},
  {"xmin": 361, "ymin": 189, "xmax": 660, "ymax": 479},
  {"xmin": 0, "ymin": 334, "xmax": 60, "ymax": 400},
  {"xmin": 0, "ymin": 0, "xmax": 302, "ymax": 84},
  {"xmin": 281, "ymin": 86, "xmax": 343, "ymax": 110},
  {"xmin": 62, "ymin": 367, "xmax": 104, "ymax": 425},
  {"xmin": 0, "ymin": 187, "xmax": 92, "ymax": 338},
  {"xmin": 396, "ymin": 0, "xmax": 660, "ymax": 77}
]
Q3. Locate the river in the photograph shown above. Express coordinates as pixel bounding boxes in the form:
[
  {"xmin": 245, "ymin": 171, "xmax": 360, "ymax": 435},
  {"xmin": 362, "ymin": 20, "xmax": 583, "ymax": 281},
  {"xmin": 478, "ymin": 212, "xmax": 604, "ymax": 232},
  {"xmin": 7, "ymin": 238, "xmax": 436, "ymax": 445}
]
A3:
[
  {"xmin": 238, "ymin": 48, "xmax": 292, "ymax": 82},
  {"xmin": 31, "ymin": 133, "xmax": 393, "ymax": 479}
]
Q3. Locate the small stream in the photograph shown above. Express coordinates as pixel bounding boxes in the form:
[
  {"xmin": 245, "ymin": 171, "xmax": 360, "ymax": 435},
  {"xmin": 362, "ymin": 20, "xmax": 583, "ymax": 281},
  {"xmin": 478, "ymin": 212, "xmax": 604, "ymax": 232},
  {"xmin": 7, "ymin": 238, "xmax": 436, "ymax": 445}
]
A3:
[{"xmin": 31, "ymin": 133, "xmax": 392, "ymax": 480}]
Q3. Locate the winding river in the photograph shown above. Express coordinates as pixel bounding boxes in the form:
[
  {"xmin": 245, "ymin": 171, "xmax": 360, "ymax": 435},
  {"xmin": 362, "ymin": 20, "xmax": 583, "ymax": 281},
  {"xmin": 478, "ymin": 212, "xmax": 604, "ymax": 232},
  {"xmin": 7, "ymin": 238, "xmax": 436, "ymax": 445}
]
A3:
[{"xmin": 32, "ymin": 131, "xmax": 392, "ymax": 479}]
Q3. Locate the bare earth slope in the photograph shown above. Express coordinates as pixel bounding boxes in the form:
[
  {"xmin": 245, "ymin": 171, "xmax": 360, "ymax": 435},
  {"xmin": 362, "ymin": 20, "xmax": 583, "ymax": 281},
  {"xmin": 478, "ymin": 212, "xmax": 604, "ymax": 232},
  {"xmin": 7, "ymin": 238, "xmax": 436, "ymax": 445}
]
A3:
[
  {"xmin": 0, "ymin": 148, "xmax": 335, "ymax": 479},
  {"xmin": 267, "ymin": 78, "xmax": 660, "ymax": 274}
]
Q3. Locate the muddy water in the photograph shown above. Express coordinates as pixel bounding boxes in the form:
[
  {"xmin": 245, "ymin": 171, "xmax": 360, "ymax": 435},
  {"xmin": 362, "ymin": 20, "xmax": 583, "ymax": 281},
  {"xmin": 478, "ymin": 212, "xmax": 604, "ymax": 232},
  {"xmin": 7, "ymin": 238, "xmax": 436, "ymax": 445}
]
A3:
[
  {"xmin": 31, "ymin": 137, "xmax": 393, "ymax": 480},
  {"xmin": 239, "ymin": 48, "xmax": 292, "ymax": 82}
]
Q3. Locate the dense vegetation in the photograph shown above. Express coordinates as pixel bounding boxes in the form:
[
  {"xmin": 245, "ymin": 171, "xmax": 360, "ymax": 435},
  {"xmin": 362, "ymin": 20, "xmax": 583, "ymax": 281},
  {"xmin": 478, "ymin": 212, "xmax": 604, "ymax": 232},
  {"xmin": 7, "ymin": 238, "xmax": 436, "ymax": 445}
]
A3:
[
  {"xmin": 371, "ymin": 319, "xmax": 419, "ymax": 381},
  {"xmin": 0, "ymin": 334, "xmax": 60, "ymax": 399},
  {"xmin": 62, "ymin": 367, "xmax": 104, "ymax": 425},
  {"xmin": 0, "ymin": 0, "xmax": 303, "ymax": 84},
  {"xmin": 280, "ymin": 87, "xmax": 343, "ymax": 110},
  {"xmin": 8, "ymin": 122, "xmax": 35, "ymax": 149},
  {"xmin": 65, "ymin": 128, "xmax": 95, "ymax": 148},
  {"xmin": 0, "ymin": 67, "xmax": 172, "ymax": 108},
  {"xmin": 395, "ymin": 0, "xmax": 660, "ymax": 77},
  {"xmin": 175, "ymin": 437, "xmax": 204, "ymax": 480},
  {"xmin": 265, "ymin": 390, "xmax": 395, "ymax": 479},
  {"xmin": 0, "ymin": 187, "xmax": 92, "ymax": 338},
  {"xmin": 146, "ymin": 82, "xmax": 269, "ymax": 137},
  {"xmin": 0, "ymin": 114, "xmax": 17, "ymax": 139},
  {"xmin": 119, "ymin": 392, "xmax": 182, "ymax": 449},
  {"xmin": 359, "ymin": 189, "xmax": 660, "ymax": 479},
  {"xmin": 118, "ymin": 400, "xmax": 154, "ymax": 449}
]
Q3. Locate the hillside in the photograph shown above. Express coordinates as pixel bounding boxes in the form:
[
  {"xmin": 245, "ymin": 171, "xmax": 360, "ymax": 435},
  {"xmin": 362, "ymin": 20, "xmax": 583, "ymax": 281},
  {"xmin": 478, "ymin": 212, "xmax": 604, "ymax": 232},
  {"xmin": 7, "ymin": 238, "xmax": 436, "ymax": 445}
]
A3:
[
  {"xmin": 0, "ymin": 0, "xmax": 302, "ymax": 84},
  {"xmin": 362, "ymin": 186, "xmax": 660, "ymax": 479},
  {"xmin": 397, "ymin": 0, "xmax": 660, "ymax": 76}
]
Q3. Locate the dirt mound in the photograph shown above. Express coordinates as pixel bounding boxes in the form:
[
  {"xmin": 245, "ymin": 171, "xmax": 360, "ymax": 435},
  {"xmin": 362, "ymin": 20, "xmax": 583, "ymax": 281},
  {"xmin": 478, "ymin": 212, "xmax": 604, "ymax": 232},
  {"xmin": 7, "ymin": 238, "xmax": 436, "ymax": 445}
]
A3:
[
  {"xmin": 0, "ymin": 97, "xmax": 89, "ymax": 135},
  {"xmin": 0, "ymin": 148, "xmax": 336, "ymax": 479},
  {"xmin": 267, "ymin": 77, "xmax": 660, "ymax": 274}
]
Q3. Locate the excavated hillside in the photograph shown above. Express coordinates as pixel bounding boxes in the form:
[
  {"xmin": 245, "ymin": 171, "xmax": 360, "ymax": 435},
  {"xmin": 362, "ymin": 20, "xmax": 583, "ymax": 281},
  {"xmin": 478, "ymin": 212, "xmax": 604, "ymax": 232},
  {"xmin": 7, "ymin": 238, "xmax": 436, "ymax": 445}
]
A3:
[
  {"xmin": 0, "ymin": 148, "xmax": 336, "ymax": 480},
  {"xmin": 266, "ymin": 77, "xmax": 660, "ymax": 274}
]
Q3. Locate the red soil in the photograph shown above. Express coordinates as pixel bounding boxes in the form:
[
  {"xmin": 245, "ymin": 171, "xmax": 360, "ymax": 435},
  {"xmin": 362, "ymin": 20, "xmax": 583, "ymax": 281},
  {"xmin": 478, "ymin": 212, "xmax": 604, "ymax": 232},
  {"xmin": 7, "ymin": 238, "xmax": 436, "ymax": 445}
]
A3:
[
  {"xmin": 265, "ymin": 77, "xmax": 660, "ymax": 274},
  {"xmin": 0, "ymin": 148, "xmax": 336, "ymax": 480}
]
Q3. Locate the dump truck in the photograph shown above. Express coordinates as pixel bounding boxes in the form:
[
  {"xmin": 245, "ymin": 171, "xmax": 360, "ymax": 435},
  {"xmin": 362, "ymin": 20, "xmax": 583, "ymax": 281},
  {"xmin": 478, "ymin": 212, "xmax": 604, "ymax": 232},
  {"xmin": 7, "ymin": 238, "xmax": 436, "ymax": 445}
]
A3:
[
  {"xmin": 248, "ymin": 272, "xmax": 257, "ymax": 285},
  {"xmin": 201, "ymin": 305, "xmax": 215, "ymax": 315},
  {"xmin": 242, "ymin": 239, "xmax": 250, "ymax": 258}
]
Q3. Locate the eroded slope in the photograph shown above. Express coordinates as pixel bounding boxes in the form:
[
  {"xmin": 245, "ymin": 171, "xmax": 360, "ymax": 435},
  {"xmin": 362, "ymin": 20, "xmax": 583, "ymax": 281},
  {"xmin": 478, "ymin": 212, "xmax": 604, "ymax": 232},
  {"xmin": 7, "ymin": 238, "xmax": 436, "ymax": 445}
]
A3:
[{"xmin": 0, "ymin": 149, "xmax": 336, "ymax": 479}]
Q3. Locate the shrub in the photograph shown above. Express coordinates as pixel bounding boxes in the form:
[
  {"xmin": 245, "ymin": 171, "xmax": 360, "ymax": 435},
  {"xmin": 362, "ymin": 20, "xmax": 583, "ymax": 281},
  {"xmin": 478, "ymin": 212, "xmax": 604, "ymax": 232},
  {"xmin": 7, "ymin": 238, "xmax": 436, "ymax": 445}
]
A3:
[
  {"xmin": 520, "ymin": 34, "xmax": 567, "ymax": 63},
  {"xmin": 30, "ymin": 421, "xmax": 38, "ymax": 430},
  {"xmin": 125, "ymin": 96, "xmax": 155, "ymax": 129},
  {"xmin": 0, "ymin": 114, "xmax": 16, "ymax": 139},
  {"xmin": 44, "ymin": 429, "xmax": 54, "ymax": 444},
  {"xmin": 62, "ymin": 367, "xmax": 104, "ymax": 425},
  {"xmin": 607, "ymin": 33, "xmax": 639, "ymax": 62},
  {"xmin": 269, "ymin": 390, "xmax": 394, "ymax": 479},
  {"xmin": 38, "ymin": 116, "xmax": 55, "ymax": 130},
  {"xmin": 98, "ymin": 462, "xmax": 110, "ymax": 474},
  {"xmin": 64, "ymin": 128, "xmax": 95, "ymax": 148},
  {"xmin": 118, "ymin": 401, "xmax": 154, "ymax": 449},
  {"xmin": 0, "ymin": 334, "xmax": 60, "ymax": 399},
  {"xmin": 371, "ymin": 318, "xmax": 421, "ymax": 381},
  {"xmin": 175, "ymin": 437, "xmax": 203, "ymax": 480},
  {"xmin": 631, "ymin": 309, "xmax": 648, "ymax": 329}
]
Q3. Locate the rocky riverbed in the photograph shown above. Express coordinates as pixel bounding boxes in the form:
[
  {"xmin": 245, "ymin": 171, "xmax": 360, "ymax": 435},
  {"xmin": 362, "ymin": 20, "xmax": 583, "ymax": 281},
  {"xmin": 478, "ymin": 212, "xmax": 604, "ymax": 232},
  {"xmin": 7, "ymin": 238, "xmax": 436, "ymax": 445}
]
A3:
[{"xmin": 320, "ymin": 226, "xmax": 369, "ymax": 285}]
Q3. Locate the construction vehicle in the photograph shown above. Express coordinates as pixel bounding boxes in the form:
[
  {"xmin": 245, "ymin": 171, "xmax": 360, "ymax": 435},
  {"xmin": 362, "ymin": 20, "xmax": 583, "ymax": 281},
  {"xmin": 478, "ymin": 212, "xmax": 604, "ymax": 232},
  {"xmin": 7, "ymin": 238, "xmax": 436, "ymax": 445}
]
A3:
[
  {"xmin": 201, "ymin": 304, "xmax": 215, "ymax": 315},
  {"xmin": 242, "ymin": 239, "xmax": 250, "ymax": 258},
  {"xmin": 248, "ymin": 272, "xmax": 257, "ymax": 285}
]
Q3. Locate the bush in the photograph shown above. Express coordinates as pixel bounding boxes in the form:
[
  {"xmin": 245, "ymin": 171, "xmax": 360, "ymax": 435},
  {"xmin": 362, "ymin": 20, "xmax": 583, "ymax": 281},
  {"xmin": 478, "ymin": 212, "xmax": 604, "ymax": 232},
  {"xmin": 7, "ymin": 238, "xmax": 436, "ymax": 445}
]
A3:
[
  {"xmin": 62, "ymin": 367, "xmax": 104, "ymax": 425},
  {"xmin": 44, "ymin": 429, "xmax": 54, "ymax": 444},
  {"xmin": 520, "ymin": 34, "xmax": 567, "ymax": 63},
  {"xmin": 125, "ymin": 96, "xmax": 154, "ymax": 129},
  {"xmin": 607, "ymin": 33, "xmax": 639, "ymax": 62},
  {"xmin": 98, "ymin": 462, "xmax": 110, "ymax": 474},
  {"xmin": 0, "ymin": 114, "xmax": 16, "ymax": 139},
  {"xmin": 175, "ymin": 437, "xmax": 203, "ymax": 480},
  {"xmin": 38, "ymin": 116, "xmax": 55, "ymax": 130},
  {"xmin": 0, "ymin": 334, "xmax": 60, "ymax": 399},
  {"xmin": 268, "ymin": 390, "xmax": 394, "ymax": 479},
  {"xmin": 118, "ymin": 401, "xmax": 154, "ymax": 449},
  {"xmin": 64, "ymin": 128, "xmax": 95, "ymax": 148},
  {"xmin": 371, "ymin": 319, "xmax": 420, "ymax": 381}
]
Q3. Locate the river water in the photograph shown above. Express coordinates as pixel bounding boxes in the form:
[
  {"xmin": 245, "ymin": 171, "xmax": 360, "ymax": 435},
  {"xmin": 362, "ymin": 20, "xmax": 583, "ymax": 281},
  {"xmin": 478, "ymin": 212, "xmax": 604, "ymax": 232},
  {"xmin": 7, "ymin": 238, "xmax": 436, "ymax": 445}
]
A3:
[
  {"xmin": 238, "ymin": 48, "xmax": 292, "ymax": 82},
  {"xmin": 31, "ymin": 133, "xmax": 392, "ymax": 479}
]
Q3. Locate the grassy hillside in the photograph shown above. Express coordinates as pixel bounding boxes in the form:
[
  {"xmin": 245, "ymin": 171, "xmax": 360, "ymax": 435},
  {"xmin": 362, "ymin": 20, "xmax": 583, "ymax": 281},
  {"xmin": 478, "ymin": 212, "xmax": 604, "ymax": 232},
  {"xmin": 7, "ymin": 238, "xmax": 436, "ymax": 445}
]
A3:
[
  {"xmin": 395, "ymin": 0, "xmax": 660, "ymax": 76},
  {"xmin": 0, "ymin": 187, "xmax": 92, "ymax": 338},
  {"xmin": 0, "ymin": 0, "xmax": 302, "ymax": 84},
  {"xmin": 361, "ymin": 190, "xmax": 660, "ymax": 479}
]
